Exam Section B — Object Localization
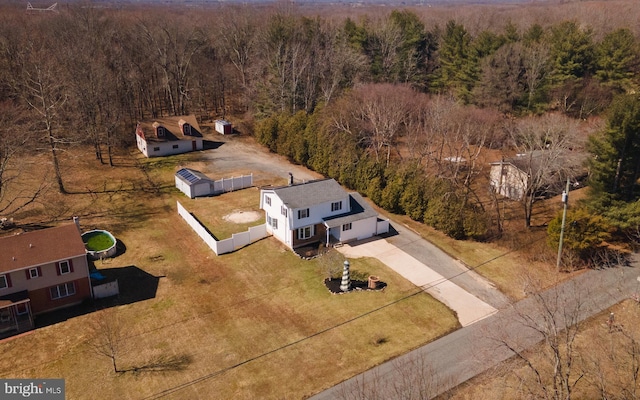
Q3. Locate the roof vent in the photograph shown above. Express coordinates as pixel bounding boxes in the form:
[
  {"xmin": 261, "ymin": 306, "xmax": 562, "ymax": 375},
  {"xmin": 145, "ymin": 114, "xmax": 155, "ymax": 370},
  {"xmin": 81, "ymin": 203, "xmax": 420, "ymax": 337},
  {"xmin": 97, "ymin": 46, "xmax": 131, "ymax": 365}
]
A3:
[{"xmin": 29, "ymin": 243, "xmax": 33, "ymax": 248}]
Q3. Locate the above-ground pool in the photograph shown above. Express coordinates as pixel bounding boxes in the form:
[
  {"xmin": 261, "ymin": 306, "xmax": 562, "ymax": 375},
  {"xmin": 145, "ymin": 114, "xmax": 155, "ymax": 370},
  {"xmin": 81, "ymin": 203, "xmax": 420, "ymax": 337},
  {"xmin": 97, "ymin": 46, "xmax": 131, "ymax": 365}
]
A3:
[{"xmin": 82, "ymin": 230, "xmax": 117, "ymax": 260}]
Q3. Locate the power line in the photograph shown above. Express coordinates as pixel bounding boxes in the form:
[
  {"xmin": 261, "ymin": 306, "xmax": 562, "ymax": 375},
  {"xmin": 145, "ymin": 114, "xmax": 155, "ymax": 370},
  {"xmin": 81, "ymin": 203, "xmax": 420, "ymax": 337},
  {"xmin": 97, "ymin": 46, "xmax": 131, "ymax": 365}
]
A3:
[{"xmin": 142, "ymin": 230, "xmax": 550, "ymax": 399}]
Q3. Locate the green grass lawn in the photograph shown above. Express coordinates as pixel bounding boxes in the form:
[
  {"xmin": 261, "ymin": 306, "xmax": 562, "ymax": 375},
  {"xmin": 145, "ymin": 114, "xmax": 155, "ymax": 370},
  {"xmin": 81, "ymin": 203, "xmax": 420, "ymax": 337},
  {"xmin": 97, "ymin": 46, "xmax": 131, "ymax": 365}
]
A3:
[{"xmin": 175, "ymin": 187, "xmax": 263, "ymax": 240}]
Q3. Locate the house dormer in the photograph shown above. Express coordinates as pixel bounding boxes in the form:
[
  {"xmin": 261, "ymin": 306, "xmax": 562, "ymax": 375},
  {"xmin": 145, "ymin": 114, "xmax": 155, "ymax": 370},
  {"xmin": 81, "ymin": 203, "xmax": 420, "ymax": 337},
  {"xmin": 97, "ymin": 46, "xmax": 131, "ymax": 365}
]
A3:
[
  {"xmin": 153, "ymin": 122, "xmax": 166, "ymax": 139},
  {"xmin": 179, "ymin": 119, "xmax": 192, "ymax": 136}
]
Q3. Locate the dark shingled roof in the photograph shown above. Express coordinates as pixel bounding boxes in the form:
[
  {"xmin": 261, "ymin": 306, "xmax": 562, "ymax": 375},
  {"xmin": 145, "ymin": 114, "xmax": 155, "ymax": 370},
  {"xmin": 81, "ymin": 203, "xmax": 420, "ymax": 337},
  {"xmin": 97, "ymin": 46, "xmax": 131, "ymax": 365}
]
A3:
[
  {"xmin": 323, "ymin": 192, "xmax": 379, "ymax": 228},
  {"xmin": 272, "ymin": 179, "xmax": 348, "ymax": 209}
]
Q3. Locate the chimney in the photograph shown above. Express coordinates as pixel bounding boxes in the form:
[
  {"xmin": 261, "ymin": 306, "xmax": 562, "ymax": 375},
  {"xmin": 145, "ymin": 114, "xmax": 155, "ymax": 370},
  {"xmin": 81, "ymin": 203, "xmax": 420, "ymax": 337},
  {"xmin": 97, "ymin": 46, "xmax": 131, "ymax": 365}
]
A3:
[
  {"xmin": 288, "ymin": 173, "xmax": 294, "ymax": 186},
  {"xmin": 73, "ymin": 216, "xmax": 81, "ymax": 232}
]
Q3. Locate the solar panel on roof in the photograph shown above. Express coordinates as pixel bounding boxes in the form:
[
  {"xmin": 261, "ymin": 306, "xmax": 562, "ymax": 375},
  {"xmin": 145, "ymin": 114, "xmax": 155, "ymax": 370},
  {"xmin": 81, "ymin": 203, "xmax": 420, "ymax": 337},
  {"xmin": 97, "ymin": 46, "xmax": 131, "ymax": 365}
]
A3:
[{"xmin": 176, "ymin": 169, "xmax": 200, "ymax": 184}]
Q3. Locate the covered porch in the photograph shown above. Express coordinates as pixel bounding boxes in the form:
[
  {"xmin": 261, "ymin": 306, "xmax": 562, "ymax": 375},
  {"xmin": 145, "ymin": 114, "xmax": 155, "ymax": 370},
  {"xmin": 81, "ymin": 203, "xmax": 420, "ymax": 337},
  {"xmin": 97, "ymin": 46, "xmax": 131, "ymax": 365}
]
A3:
[{"xmin": 0, "ymin": 291, "xmax": 34, "ymax": 339}]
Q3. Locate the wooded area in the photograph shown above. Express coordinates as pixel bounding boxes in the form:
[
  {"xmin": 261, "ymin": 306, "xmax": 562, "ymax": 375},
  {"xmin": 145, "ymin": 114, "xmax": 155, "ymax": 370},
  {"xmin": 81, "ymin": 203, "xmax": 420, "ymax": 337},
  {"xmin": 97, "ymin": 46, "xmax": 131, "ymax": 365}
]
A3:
[{"xmin": 1, "ymin": 0, "xmax": 639, "ymax": 267}]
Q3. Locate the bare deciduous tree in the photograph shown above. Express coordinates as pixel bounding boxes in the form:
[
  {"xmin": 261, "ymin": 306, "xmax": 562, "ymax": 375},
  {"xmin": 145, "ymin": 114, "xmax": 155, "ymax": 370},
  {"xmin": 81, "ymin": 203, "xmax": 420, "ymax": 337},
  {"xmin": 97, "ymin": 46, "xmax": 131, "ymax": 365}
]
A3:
[
  {"xmin": 139, "ymin": 16, "xmax": 207, "ymax": 116},
  {"xmin": 508, "ymin": 113, "xmax": 585, "ymax": 228},
  {"xmin": 0, "ymin": 102, "xmax": 46, "ymax": 215},
  {"xmin": 334, "ymin": 352, "xmax": 456, "ymax": 400},
  {"xmin": 584, "ymin": 318, "xmax": 640, "ymax": 399},
  {"xmin": 351, "ymin": 83, "xmax": 413, "ymax": 166},
  {"xmin": 491, "ymin": 279, "xmax": 587, "ymax": 400},
  {"xmin": 87, "ymin": 308, "xmax": 124, "ymax": 374},
  {"xmin": 9, "ymin": 30, "xmax": 69, "ymax": 194}
]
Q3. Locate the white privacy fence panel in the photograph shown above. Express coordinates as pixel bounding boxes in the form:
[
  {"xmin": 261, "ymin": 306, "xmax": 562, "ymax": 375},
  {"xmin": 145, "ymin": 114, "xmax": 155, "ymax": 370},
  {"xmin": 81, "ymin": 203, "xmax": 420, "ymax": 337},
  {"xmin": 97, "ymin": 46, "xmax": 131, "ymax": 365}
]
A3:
[
  {"xmin": 177, "ymin": 201, "xmax": 268, "ymax": 255},
  {"xmin": 93, "ymin": 280, "xmax": 119, "ymax": 299},
  {"xmin": 212, "ymin": 174, "xmax": 253, "ymax": 195}
]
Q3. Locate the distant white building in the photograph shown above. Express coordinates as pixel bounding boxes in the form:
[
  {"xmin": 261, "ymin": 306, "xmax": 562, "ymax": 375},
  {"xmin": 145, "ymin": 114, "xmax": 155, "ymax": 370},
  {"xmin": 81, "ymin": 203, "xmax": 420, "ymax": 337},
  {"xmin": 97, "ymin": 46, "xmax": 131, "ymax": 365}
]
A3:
[
  {"xmin": 136, "ymin": 115, "xmax": 204, "ymax": 158},
  {"xmin": 214, "ymin": 120, "xmax": 232, "ymax": 135},
  {"xmin": 489, "ymin": 158, "xmax": 530, "ymax": 201},
  {"xmin": 260, "ymin": 179, "xmax": 389, "ymax": 250}
]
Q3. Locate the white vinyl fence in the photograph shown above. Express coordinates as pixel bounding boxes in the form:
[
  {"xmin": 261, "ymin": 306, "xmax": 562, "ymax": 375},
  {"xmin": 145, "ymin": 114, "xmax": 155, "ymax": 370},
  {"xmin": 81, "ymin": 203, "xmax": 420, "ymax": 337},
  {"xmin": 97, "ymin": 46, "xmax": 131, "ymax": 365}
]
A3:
[
  {"xmin": 212, "ymin": 174, "xmax": 253, "ymax": 195},
  {"xmin": 93, "ymin": 280, "xmax": 119, "ymax": 299},
  {"xmin": 177, "ymin": 201, "xmax": 268, "ymax": 255}
]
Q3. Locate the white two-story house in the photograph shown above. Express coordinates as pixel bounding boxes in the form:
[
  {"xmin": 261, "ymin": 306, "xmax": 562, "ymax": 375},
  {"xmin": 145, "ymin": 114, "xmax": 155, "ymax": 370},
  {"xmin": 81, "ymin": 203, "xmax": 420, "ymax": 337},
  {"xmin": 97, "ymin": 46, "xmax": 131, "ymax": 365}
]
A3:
[{"xmin": 260, "ymin": 179, "xmax": 388, "ymax": 250}]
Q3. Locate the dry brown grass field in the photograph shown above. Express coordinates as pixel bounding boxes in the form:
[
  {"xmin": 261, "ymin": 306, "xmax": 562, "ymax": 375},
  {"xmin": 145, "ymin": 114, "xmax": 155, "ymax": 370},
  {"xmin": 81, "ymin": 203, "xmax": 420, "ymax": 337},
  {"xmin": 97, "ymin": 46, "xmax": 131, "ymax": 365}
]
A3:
[
  {"xmin": 0, "ymin": 125, "xmax": 597, "ymax": 399},
  {"xmin": 449, "ymin": 299, "xmax": 640, "ymax": 399},
  {"xmin": 1, "ymin": 136, "xmax": 462, "ymax": 399}
]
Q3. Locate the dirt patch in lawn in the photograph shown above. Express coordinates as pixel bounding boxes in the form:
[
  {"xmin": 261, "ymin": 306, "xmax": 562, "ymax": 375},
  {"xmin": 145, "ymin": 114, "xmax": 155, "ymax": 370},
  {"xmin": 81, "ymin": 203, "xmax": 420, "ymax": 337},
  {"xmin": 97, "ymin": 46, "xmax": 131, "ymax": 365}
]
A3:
[{"xmin": 222, "ymin": 210, "xmax": 262, "ymax": 223}]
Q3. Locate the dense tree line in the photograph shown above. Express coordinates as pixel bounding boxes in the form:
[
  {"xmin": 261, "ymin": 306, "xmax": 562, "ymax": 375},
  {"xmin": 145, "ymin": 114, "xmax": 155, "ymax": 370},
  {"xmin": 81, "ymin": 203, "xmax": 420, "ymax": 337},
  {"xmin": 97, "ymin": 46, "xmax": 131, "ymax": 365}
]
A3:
[
  {"xmin": 0, "ymin": 3, "xmax": 639, "ymax": 251},
  {"xmin": 547, "ymin": 93, "xmax": 640, "ymax": 268}
]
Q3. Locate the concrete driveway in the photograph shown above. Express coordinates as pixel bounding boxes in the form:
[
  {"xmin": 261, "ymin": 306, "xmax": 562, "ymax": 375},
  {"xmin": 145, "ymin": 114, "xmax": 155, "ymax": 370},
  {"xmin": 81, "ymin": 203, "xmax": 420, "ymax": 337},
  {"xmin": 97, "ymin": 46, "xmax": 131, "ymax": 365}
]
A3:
[
  {"xmin": 337, "ymin": 234, "xmax": 499, "ymax": 327},
  {"xmin": 198, "ymin": 132, "xmax": 503, "ymax": 326}
]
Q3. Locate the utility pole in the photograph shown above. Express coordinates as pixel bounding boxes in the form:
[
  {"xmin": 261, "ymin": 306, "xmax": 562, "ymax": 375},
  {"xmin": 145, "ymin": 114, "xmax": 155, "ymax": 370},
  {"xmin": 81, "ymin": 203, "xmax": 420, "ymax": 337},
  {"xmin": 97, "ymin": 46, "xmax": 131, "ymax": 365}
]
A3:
[{"xmin": 556, "ymin": 178, "xmax": 571, "ymax": 271}]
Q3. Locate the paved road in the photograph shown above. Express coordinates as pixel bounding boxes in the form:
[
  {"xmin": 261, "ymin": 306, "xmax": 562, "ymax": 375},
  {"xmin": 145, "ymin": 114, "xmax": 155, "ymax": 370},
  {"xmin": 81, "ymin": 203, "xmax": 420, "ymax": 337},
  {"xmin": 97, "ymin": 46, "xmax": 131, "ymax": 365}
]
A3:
[{"xmin": 309, "ymin": 256, "xmax": 640, "ymax": 399}]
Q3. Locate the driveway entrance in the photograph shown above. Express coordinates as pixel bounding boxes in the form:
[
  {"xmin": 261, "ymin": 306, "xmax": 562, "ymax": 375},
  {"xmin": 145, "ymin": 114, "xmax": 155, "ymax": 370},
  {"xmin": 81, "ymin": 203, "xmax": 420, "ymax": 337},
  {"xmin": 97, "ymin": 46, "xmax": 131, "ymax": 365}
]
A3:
[{"xmin": 337, "ymin": 237, "xmax": 497, "ymax": 327}]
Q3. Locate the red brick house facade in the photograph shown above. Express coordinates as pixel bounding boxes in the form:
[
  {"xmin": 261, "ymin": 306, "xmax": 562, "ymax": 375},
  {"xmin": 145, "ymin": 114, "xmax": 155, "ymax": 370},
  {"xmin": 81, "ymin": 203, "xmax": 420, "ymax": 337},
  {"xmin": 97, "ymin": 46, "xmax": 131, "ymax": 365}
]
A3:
[{"xmin": 0, "ymin": 223, "xmax": 92, "ymax": 336}]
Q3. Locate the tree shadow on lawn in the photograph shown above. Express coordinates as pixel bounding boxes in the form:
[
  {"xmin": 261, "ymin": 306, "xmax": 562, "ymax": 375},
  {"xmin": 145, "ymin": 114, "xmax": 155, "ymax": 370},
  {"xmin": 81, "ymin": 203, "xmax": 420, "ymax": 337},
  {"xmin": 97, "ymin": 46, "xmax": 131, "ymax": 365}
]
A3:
[
  {"xmin": 122, "ymin": 353, "xmax": 194, "ymax": 375},
  {"xmin": 35, "ymin": 265, "xmax": 162, "ymax": 329}
]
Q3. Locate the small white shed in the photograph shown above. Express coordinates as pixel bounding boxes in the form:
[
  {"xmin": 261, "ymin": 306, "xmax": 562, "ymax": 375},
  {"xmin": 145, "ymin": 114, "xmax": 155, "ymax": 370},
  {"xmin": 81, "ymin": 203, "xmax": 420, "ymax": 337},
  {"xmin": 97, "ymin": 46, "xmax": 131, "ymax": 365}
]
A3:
[
  {"xmin": 175, "ymin": 168, "xmax": 213, "ymax": 199},
  {"xmin": 215, "ymin": 120, "xmax": 232, "ymax": 135}
]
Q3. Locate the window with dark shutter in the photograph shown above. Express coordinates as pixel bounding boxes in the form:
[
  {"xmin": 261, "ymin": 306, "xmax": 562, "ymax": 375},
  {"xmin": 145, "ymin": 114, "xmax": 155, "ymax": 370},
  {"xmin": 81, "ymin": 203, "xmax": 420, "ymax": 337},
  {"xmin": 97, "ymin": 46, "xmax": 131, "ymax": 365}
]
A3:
[
  {"xmin": 27, "ymin": 267, "xmax": 40, "ymax": 279},
  {"xmin": 0, "ymin": 275, "xmax": 8, "ymax": 289},
  {"xmin": 58, "ymin": 260, "xmax": 71, "ymax": 275}
]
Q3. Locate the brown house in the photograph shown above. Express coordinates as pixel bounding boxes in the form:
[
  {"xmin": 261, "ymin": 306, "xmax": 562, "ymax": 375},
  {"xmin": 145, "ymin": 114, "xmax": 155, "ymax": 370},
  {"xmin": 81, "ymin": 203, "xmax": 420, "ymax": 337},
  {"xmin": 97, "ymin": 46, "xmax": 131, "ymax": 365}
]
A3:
[{"xmin": 0, "ymin": 223, "xmax": 92, "ymax": 337}]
